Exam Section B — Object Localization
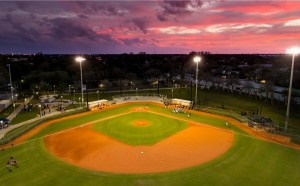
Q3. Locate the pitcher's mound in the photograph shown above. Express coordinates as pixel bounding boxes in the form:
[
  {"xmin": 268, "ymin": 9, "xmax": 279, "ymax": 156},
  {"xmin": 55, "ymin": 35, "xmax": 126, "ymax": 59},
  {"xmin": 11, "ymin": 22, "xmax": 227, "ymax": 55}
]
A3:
[
  {"xmin": 44, "ymin": 124, "xmax": 234, "ymax": 173},
  {"xmin": 132, "ymin": 120, "xmax": 150, "ymax": 126}
]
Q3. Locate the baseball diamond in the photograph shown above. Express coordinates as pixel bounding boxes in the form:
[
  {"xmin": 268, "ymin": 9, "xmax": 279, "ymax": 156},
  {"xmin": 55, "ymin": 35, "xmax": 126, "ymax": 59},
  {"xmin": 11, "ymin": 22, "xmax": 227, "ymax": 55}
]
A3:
[{"xmin": 0, "ymin": 102, "xmax": 300, "ymax": 186}]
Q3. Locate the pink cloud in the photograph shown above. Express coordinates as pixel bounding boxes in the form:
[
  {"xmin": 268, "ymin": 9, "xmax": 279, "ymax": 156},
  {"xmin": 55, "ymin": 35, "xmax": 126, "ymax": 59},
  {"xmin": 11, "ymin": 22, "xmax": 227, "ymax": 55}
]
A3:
[{"xmin": 0, "ymin": 1, "xmax": 299, "ymax": 54}]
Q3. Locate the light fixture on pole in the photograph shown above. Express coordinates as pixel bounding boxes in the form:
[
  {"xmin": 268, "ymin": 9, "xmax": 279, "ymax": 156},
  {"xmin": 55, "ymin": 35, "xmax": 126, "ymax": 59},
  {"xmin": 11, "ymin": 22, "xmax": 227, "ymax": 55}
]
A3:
[
  {"xmin": 172, "ymin": 89, "xmax": 174, "ymax": 99},
  {"xmin": 97, "ymin": 90, "xmax": 99, "ymax": 100},
  {"xmin": 285, "ymin": 47, "xmax": 300, "ymax": 132},
  {"xmin": 193, "ymin": 56, "xmax": 201, "ymax": 107},
  {"xmin": 136, "ymin": 88, "xmax": 138, "ymax": 98},
  {"xmin": 53, "ymin": 85, "xmax": 55, "ymax": 95},
  {"xmin": 15, "ymin": 94, "xmax": 18, "ymax": 103},
  {"xmin": 7, "ymin": 64, "xmax": 13, "ymax": 102},
  {"xmin": 38, "ymin": 104, "xmax": 41, "ymax": 117},
  {"xmin": 75, "ymin": 56, "xmax": 86, "ymax": 109}
]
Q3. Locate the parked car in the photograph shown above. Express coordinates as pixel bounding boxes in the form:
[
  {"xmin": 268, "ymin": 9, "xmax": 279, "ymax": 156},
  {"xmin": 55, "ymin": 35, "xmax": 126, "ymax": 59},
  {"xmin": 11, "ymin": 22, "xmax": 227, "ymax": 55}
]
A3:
[
  {"xmin": 24, "ymin": 104, "xmax": 33, "ymax": 111},
  {"xmin": 0, "ymin": 118, "xmax": 10, "ymax": 129}
]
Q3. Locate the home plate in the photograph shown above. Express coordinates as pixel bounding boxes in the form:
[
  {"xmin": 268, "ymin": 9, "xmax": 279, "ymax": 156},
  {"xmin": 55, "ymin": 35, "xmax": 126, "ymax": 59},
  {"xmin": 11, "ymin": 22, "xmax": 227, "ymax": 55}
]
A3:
[{"xmin": 141, "ymin": 151, "xmax": 144, "ymax": 154}]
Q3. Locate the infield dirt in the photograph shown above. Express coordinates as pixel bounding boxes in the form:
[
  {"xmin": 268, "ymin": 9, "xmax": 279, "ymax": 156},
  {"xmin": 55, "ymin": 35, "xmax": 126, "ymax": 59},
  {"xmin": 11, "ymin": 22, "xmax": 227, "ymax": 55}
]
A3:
[{"xmin": 44, "ymin": 123, "xmax": 234, "ymax": 173}]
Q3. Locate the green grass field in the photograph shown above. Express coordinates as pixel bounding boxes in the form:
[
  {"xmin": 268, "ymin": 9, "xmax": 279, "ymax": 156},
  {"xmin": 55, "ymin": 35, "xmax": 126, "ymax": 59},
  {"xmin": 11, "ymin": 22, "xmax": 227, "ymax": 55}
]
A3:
[
  {"xmin": 1, "ymin": 103, "xmax": 300, "ymax": 186},
  {"xmin": 93, "ymin": 112, "xmax": 188, "ymax": 145}
]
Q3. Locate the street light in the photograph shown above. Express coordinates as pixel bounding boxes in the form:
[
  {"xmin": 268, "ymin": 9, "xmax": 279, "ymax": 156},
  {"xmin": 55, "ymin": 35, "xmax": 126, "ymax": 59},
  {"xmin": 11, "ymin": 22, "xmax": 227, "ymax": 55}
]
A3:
[
  {"xmin": 38, "ymin": 104, "xmax": 41, "ymax": 117},
  {"xmin": 97, "ymin": 90, "xmax": 99, "ymax": 100},
  {"xmin": 69, "ymin": 85, "xmax": 71, "ymax": 94},
  {"xmin": 172, "ymin": 89, "xmax": 174, "ymax": 99},
  {"xmin": 75, "ymin": 56, "xmax": 86, "ymax": 108},
  {"xmin": 0, "ymin": 120, "xmax": 3, "ymax": 139},
  {"xmin": 15, "ymin": 93, "xmax": 18, "ymax": 103},
  {"xmin": 193, "ymin": 56, "xmax": 201, "ymax": 107},
  {"xmin": 7, "ymin": 64, "xmax": 13, "ymax": 101},
  {"xmin": 284, "ymin": 47, "xmax": 300, "ymax": 132},
  {"xmin": 136, "ymin": 87, "xmax": 138, "ymax": 98},
  {"xmin": 53, "ymin": 85, "xmax": 55, "ymax": 95},
  {"xmin": 13, "ymin": 103, "xmax": 15, "ymax": 112}
]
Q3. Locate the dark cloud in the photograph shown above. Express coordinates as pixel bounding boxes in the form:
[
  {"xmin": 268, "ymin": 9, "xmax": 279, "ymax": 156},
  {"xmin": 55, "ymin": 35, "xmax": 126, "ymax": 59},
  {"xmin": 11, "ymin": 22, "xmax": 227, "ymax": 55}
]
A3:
[
  {"xmin": 157, "ymin": 13, "xmax": 168, "ymax": 21},
  {"xmin": 102, "ymin": 6, "xmax": 125, "ymax": 16},
  {"xmin": 120, "ymin": 38, "xmax": 147, "ymax": 45},
  {"xmin": 157, "ymin": 0, "xmax": 204, "ymax": 21},
  {"xmin": 73, "ymin": 1, "xmax": 127, "ymax": 17},
  {"xmin": 48, "ymin": 18, "xmax": 99, "ymax": 41},
  {"xmin": 131, "ymin": 18, "xmax": 149, "ymax": 34},
  {"xmin": 0, "ymin": 13, "xmax": 41, "ymax": 43}
]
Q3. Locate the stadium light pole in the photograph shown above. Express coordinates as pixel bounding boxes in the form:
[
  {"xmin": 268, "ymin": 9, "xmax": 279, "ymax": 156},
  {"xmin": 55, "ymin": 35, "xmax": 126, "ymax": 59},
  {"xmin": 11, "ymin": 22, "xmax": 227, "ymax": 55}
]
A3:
[
  {"xmin": 7, "ymin": 64, "xmax": 13, "ymax": 102},
  {"xmin": 193, "ymin": 56, "xmax": 201, "ymax": 107},
  {"xmin": 75, "ymin": 56, "xmax": 86, "ymax": 109},
  {"xmin": 285, "ymin": 47, "xmax": 300, "ymax": 132}
]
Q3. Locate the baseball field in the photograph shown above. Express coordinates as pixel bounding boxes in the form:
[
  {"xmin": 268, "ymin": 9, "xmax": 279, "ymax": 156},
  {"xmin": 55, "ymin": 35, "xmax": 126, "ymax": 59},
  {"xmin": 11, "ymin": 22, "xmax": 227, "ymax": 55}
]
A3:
[{"xmin": 0, "ymin": 102, "xmax": 300, "ymax": 186}]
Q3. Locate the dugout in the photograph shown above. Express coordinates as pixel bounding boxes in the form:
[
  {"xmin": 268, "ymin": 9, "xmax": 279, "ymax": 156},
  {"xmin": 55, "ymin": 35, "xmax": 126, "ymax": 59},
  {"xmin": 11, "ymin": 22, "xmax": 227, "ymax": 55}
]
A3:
[
  {"xmin": 88, "ymin": 99, "xmax": 108, "ymax": 110},
  {"xmin": 171, "ymin": 99, "xmax": 192, "ymax": 107}
]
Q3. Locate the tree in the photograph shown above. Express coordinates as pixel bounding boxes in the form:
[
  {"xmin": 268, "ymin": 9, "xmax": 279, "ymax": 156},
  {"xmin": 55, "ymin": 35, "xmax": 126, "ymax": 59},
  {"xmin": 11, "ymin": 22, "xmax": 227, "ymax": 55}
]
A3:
[
  {"xmin": 200, "ymin": 72, "xmax": 212, "ymax": 89},
  {"xmin": 226, "ymin": 77, "xmax": 240, "ymax": 94},
  {"xmin": 243, "ymin": 81, "xmax": 254, "ymax": 97},
  {"xmin": 263, "ymin": 81, "xmax": 274, "ymax": 102},
  {"xmin": 211, "ymin": 77, "xmax": 223, "ymax": 91}
]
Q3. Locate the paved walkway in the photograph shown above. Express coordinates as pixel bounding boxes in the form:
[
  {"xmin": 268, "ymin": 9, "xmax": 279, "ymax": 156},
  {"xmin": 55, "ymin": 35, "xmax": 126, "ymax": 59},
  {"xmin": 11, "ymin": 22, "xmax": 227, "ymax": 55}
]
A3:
[
  {"xmin": 6, "ymin": 96, "xmax": 33, "ymax": 121},
  {"xmin": 1, "ymin": 99, "xmax": 82, "ymax": 139}
]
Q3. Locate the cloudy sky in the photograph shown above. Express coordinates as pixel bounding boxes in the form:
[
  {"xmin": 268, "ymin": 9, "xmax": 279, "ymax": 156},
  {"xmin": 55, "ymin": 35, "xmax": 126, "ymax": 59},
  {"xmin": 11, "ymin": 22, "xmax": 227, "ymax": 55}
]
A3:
[{"xmin": 0, "ymin": 0, "xmax": 299, "ymax": 54}]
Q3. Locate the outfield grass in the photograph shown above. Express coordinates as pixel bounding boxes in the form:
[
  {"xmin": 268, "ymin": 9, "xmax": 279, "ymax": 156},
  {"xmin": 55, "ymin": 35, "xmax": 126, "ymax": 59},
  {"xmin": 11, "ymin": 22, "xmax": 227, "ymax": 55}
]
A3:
[
  {"xmin": 10, "ymin": 107, "xmax": 39, "ymax": 125},
  {"xmin": 0, "ymin": 103, "xmax": 299, "ymax": 185},
  {"xmin": 0, "ymin": 104, "xmax": 15, "ymax": 119},
  {"xmin": 93, "ymin": 112, "xmax": 188, "ymax": 146}
]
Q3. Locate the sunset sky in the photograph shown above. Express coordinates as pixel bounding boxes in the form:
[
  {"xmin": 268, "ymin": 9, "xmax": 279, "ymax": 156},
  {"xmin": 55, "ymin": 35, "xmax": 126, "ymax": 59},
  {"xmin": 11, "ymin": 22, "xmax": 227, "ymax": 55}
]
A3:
[{"xmin": 0, "ymin": 0, "xmax": 299, "ymax": 54}]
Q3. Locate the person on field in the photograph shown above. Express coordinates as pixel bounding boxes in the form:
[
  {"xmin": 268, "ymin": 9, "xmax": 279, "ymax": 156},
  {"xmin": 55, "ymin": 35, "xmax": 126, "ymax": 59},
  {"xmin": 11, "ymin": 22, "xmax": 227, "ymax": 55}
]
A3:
[
  {"xmin": 226, "ymin": 121, "xmax": 229, "ymax": 127},
  {"xmin": 9, "ymin": 156, "xmax": 18, "ymax": 168},
  {"xmin": 6, "ymin": 161, "xmax": 11, "ymax": 172}
]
